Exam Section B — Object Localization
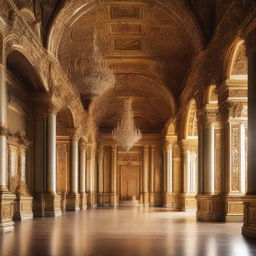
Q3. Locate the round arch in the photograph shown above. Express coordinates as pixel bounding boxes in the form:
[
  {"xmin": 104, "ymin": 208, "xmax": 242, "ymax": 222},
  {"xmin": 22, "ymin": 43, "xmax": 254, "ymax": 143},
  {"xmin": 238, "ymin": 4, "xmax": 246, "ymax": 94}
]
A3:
[{"xmin": 46, "ymin": 0, "xmax": 204, "ymax": 56}]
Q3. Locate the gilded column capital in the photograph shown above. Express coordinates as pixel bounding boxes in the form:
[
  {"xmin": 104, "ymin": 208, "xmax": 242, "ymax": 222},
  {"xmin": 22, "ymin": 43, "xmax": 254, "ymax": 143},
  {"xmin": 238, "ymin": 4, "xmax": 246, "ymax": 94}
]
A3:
[
  {"xmin": 197, "ymin": 108, "xmax": 220, "ymax": 126},
  {"xmin": 143, "ymin": 145, "xmax": 150, "ymax": 151},
  {"xmin": 164, "ymin": 141, "xmax": 174, "ymax": 151},
  {"xmin": 47, "ymin": 103, "xmax": 60, "ymax": 115},
  {"xmin": 0, "ymin": 126, "xmax": 9, "ymax": 136},
  {"xmin": 69, "ymin": 128, "xmax": 79, "ymax": 141},
  {"xmin": 79, "ymin": 139, "xmax": 86, "ymax": 151}
]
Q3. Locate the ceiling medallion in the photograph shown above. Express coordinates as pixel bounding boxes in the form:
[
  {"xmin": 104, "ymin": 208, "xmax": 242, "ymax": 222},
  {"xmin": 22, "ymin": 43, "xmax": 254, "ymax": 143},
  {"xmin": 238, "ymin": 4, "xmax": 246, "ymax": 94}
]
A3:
[
  {"xmin": 84, "ymin": 32, "xmax": 115, "ymax": 97},
  {"xmin": 112, "ymin": 98, "xmax": 142, "ymax": 151}
]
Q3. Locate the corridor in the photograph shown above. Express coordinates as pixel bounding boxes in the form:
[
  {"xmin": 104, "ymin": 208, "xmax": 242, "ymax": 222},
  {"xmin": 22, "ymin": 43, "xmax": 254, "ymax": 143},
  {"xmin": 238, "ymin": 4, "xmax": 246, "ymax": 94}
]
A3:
[{"xmin": 0, "ymin": 208, "xmax": 255, "ymax": 256}]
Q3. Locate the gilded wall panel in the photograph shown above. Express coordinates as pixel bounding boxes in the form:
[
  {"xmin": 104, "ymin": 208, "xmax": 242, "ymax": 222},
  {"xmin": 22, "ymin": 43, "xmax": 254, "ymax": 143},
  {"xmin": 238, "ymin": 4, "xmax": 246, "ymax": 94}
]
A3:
[
  {"xmin": 214, "ymin": 128, "xmax": 223, "ymax": 193},
  {"xmin": 103, "ymin": 146, "xmax": 111, "ymax": 193},
  {"xmin": 230, "ymin": 124, "xmax": 240, "ymax": 192},
  {"xmin": 56, "ymin": 141, "xmax": 70, "ymax": 192}
]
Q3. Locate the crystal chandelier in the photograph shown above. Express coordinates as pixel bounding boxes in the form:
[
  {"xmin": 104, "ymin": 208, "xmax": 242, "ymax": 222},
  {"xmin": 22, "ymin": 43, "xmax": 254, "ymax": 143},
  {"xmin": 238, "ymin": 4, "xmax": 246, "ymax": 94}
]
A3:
[
  {"xmin": 112, "ymin": 98, "xmax": 142, "ymax": 152},
  {"xmin": 83, "ymin": 30, "xmax": 115, "ymax": 96}
]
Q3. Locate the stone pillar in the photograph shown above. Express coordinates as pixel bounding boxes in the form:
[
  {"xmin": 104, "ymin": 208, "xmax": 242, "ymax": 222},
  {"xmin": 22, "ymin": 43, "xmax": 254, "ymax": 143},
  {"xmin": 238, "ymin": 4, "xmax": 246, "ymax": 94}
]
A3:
[
  {"xmin": 67, "ymin": 131, "xmax": 80, "ymax": 211},
  {"xmin": 149, "ymin": 145, "xmax": 155, "ymax": 205},
  {"xmin": 163, "ymin": 141, "xmax": 173, "ymax": 208},
  {"xmin": 111, "ymin": 145, "xmax": 118, "ymax": 206},
  {"xmin": 143, "ymin": 145, "xmax": 149, "ymax": 206},
  {"xmin": 79, "ymin": 140, "xmax": 87, "ymax": 210},
  {"xmin": 13, "ymin": 141, "xmax": 33, "ymax": 221},
  {"xmin": 182, "ymin": 140, "xmax": 197, "ymax": 211},
  {"xmin": 196, "ymin": 108, "xmax": 225, "ymax": 222},
  {"xmin": 87, "ymin": 144, "xmax": 96, "ymax": 207},
  {"xmin": 219, "ymin": 79, "xmax": 248, "ymax": 221},
  {"xmin": 43, "ymin": 107, "xmax": 61, "ymax": 217},
  {"xmin": 242, "ymin": 32, "xmax": 256, "ymax": 238},
  {"xmin": 97, "ymin": 145, "xmax": 104, "ymax": 206},
  {"xmin": 0, "ymin": 42, "xmax": 15, "ymax": 232}
]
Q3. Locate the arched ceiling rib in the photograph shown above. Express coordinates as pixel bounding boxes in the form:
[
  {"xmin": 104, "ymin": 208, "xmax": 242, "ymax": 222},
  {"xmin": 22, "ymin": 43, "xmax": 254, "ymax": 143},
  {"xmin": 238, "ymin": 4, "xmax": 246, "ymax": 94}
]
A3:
[{"xmin": 46, "ymin": 0, "xmax": 204, "ymax": 131}]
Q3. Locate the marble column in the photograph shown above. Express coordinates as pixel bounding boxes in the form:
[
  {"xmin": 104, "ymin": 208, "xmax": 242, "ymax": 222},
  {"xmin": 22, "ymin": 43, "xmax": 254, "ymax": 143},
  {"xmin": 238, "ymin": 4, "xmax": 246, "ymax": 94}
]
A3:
[
  {"xmin": 0, "ymin": 44, "xmax": 15, "ymax": 232},
  {"xmin": 242, "ymin": 33, "xmax": 256, "ymax": 238},
  {"xmin": 149, "ymin": 145, "xmax": 155, "ymax": 205},
  {"xmin": 98, "ymin": 145, "xmax": 104, "ymax": 205},
  {"xmin": 204, "ymin": 123, "xmax": 215, "ymax": 194},
  {"xmin": 196, "ymin": 108, "xmax": 225, "ymax": 222},
  {"xmin": 163, "ymin": 142, "xmax": 173, "ymax": 208},
  {"xmin": 67, "ymin": 132, "xmax": 80, "ymax": 211},
  {"xmin": 13, "ymin": 145, "xmax": 33, "ymax": 221},
  {"xmin": 143, "ymin": 145, "xmax": 149, "ymax": 206},
  {"xmin": 79, "ymin": 140, "xmax": 87, "ymax": 210},
  {"xmin": 111, "ymin": 145, "xmax": 118, "ymax": 206},
  {"xmin": 44, "ymin": 107, "xmax": 62, "ymax": 217},
  {"xmin": 87, "ymin": 145, "xmax": 96, "ymax": 207},
  {"xmin": 182, "ymin": 140, "xmax": 197, "ymax": 211}
]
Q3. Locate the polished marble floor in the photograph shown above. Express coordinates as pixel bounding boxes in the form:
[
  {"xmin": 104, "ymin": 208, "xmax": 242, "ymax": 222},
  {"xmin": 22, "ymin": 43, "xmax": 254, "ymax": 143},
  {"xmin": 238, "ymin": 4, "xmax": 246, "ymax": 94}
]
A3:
[{"xmin": 1, "ymin": 207, "xmax": 256, "ymax": 256}]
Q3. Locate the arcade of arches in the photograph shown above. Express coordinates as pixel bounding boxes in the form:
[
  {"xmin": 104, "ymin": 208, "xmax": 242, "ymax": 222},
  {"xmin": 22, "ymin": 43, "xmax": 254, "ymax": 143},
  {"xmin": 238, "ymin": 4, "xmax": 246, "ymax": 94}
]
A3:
[{"xmin": 0, "ymin": 0, "xmax": 256, "ymax": 243}]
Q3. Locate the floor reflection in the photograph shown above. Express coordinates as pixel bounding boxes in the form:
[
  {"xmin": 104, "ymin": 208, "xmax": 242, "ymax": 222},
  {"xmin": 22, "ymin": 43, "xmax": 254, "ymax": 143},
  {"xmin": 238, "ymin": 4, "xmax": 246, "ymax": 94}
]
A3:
[{"xmin": 1, "ymin": 208, "xmax": 256, "ymax": 256}]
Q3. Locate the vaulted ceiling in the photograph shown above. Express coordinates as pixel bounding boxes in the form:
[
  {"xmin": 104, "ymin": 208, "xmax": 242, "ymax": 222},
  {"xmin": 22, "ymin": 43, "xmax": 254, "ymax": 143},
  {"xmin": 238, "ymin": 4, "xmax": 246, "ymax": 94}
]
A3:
[{"xmin": 14, "ymin": 0, "xmax": 235, "ymax": 132}]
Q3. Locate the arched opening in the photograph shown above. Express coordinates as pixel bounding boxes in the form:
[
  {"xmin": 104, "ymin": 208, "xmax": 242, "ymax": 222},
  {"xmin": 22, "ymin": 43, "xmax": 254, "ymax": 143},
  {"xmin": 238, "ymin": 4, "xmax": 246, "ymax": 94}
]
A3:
[
  {"xmin": 182, "ymin": 99, "xmax": 198, "ymax": 211},
  {"xmin": 6, "ymin": 50, "xmax": 47, "ymax": 220},
  {"xmin": 56, "ymin": 107, "xmax": 75, "ymax": 211},
  {"xmin": 222, "ymin": 39, "xmax": 248, "ymax": 221}
]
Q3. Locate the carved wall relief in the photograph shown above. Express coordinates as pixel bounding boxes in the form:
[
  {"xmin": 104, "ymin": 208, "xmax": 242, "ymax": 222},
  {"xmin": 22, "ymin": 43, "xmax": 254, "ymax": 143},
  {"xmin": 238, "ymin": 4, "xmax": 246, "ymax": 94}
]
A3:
[
  {"xmin": 214, "ymin": 128, "xmax": 223, "ymax": 194},
  {"xmin": 56, "ymin": 141, "xmax": 70, "ymax": 193},
  {"xmin": 230, "ymin": 124, "xmax": 240, "ymax": 192}
]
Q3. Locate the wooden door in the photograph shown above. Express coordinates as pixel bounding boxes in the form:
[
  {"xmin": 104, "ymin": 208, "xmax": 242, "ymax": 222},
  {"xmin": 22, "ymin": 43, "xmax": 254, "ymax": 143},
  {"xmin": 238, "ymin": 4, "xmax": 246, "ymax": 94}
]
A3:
[{"xmin": 120, "ymin": 166, "xmax": 139, "ymax": 200}]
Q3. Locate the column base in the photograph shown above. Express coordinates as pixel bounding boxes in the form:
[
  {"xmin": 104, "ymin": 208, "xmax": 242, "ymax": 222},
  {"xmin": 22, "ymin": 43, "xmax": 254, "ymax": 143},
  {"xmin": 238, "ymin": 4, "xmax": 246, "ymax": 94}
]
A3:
[
  {"xmin": 0, "ymin": 189, "xmax": 15, "ymax": 233},
  {"xmin": 60, "ymin": 192, "xmax": 67, "ymax": 212},
  {"xmin": 242, "ymin": 195, "xmax": 256, "ymax": 238},
  {"xmin": 80, "ymin": 193, "xmax": 87, "ymax": 210},
  {"xmin": 66, "ymin": 193, "xmax": 80, "ymax": 211},
  {"xmin": 13, "ymin": 194, "xmax": 33, "ymax": 221},
  {"xmin": 97, "ymin": 193, "xmax": 111, "ymax": 206},
  {"xmin": 111, "ymin": 193, "xmax": 119, "ymax": 207},
  {"xmin": 196, "ymin": 194, "xmax": 226, "ymax": 222},
  {"xmin": 143, "ymin": 192, "xmax": 149, "ymax": 207},
  {"xmin": 33, "ymin": 193, "xmax": 62, "ymax": 217},
  {"xmin": 149, "ymin": 192, "xmax": 154, "ymax": 206},
  {"xmin": 184, "ymin": 193, "xmax": 197, "ymax": 212},
  {"xmin": 225, "ymin": 195, "xmax": 244, "ymax": 222},
  {"xmin": 87, "ymin": 192, "xmax": 97, "ymax": 208},
  {"xmin": 162, "ymin": 193, "xmax": 183, "ymax": 210},
  {"xmin": 162, "ymin": 192, "xmax": 173, "ymax": 208}
]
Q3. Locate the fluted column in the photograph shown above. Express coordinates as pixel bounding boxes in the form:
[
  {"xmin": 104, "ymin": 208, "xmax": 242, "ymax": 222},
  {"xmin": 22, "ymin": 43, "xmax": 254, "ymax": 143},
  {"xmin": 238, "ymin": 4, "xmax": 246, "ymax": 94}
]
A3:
[
  {"xmin": 149, "ymin": 145, "xmax": 155, "ymax": 205},
  {"xmin": 87, "ymin": 145, "xmax": 96, "ymax": 207},
  {"xmin": 163, "ymin": 141, "xmax": 173, "ymax": 208},
  {"xmin": 45, "ymin": 106, "xmax": 62, "ymax": 216},
  {"xmin": 182, "ymin": 140, "xmax": 198, "ymax": 211},
  {"xmin": 182, "ymin": 142, "xmax": 191, "ymax": 194},
  {"xmin": 67, "ymin": 130, "xmax": 80, "ymax": 211},
  {"xmin": 0, "ymin": 41, "xmax": 15, "ymax": 232},
  {"xmin": 196, "ymin": 108, "xmax": 225, "ymax": 222},
  {"xmin": 79, "ymin": 140, "xmax": 87, "ymax": 210},
  {"xmin": 204, "ymin": 121, "xmax": 215, "ymax": 194},
  {"xmin": 143, "ymin": 145, "xmax": 149, "ymax": 206},
  {"xmin": 47, "ymin": 109, "xmax": 57, "ymax": 194},
  {"xmin": 98, "ymin": 145, "xmax": 104, "ymax": 205},
  {"xmin": 242, "ymin": 32, "xmax": 256, "ymax": 238},
  {"xmin": 111, "ymin": 144, "xmax": 118, "ymax": 206},
  {"xmin": 71, "ymin": 133, "xmax": 79, "ymax": 194}
]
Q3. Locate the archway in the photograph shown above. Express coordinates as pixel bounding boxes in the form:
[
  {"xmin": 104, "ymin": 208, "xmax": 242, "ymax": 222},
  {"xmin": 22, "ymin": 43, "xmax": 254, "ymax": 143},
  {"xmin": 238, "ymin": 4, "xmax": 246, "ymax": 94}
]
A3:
[
  {"xmin": 182, "ymin": 99, "xmax": 198, "ymax": 211},
  {"xmin": 6, "ymin": 49, "xmax": 47, "ymax": 220}
]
